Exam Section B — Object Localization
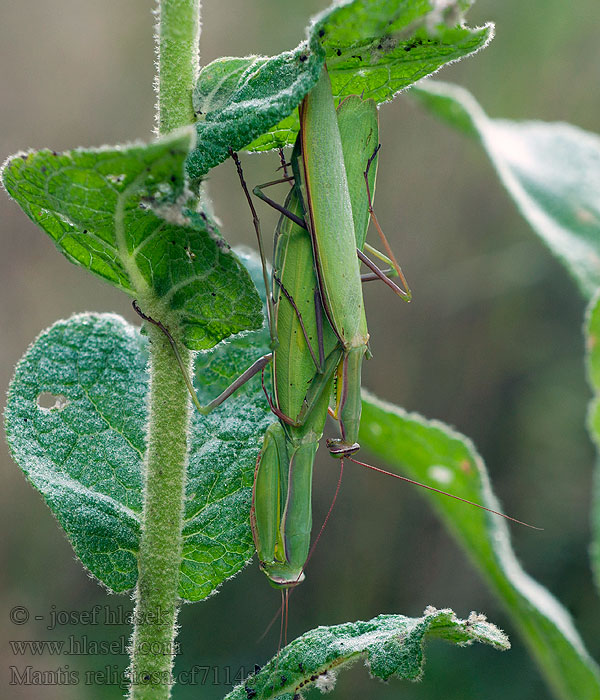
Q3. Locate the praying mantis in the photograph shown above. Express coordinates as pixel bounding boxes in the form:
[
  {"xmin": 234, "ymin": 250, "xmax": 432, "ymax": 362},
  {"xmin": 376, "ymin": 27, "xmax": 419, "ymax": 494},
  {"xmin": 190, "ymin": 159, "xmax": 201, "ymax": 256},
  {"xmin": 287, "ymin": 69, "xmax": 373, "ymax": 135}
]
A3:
[
  {"xmin": 252, "ymin": 67, "xmax": 409, "ymax": 461},
  {"xmin": 135, "ymin": 66, "xmax": 533, "ymax": 591},
  {"xmin": 246, "ymin": 66, "xmax": 411, "ymax": 587},
  {"xmin": 137, "ymin": 66, "xmax": 404, "ymax": 587},
  {"xmin": 240, "ymin": 67, "xmax": 534, "ymax": 589}
]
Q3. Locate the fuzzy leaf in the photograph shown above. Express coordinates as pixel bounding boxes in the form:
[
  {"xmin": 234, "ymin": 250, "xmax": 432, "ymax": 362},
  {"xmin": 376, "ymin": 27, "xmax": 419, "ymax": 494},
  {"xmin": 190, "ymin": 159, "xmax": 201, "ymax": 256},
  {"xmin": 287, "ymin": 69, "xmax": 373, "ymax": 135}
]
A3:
[
  {"xmin": 5, "ymin": 254, "xmax": 272, "ymax": 599},
  {"xmin": 226, "ymin": 608, "xmax": 508, "ymax": 700},
  {"xmin": 188, "ymin": 43, "xmax": 325, "ymax": 178},
  {"xmin": 187, "ymin": 0, "xmax": 492, "ymax": 174},
  {"xmin": 359, "ymin": 394, "xmax": 600, "ymax": 700},
  {"xmin": 5, "ymin": 314, "xmax": 146, "ymax": 592},
  {"xmin": 412, "ymin": 80, "xmax": 600, "ymax": 299},
  {"xmin": 1, "ymin": 131, "xmax": 263, "ymax": 350},
  {"xmin": 247, "ymin": 0, "xmax": 493, "ymax": 152}
]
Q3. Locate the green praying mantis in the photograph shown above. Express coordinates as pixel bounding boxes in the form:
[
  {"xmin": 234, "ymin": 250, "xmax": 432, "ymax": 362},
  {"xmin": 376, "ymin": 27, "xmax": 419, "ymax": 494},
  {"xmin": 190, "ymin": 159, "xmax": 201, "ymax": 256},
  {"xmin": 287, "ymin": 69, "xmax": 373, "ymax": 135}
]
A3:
[
  {"xmin": 248, "ymin": 67, "xmax": 411, "ymax": 587},
  {"xmin": 252, "ymin": 66, "xmax": 410, "ymax": 456},
  {"xmin": 134, "ymin": 66, "xmax": 536, "ymax": 591}
]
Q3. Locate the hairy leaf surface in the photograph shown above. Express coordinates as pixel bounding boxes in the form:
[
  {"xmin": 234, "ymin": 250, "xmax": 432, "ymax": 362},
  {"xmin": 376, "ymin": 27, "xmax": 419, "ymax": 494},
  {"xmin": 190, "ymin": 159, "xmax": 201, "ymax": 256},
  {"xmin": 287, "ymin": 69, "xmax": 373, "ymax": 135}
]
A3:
[
  {"xmin": 187, "ymin": 0, "xmax": 493, "ymax": 175},
  {"xmin": 359, "ymin": 394, "xmax": 600, "ymax": 700},
  {"xmin": 189, "ymin": 43, "xmax": 324, "ymax": 177},
  {"xmin": 412, "ymin": 79, "xmax": 600, "ymax": 299},
  {"xmin": 5, "ymin": 253, "xmax": 272, "ymax": 599},
  {"xmin": 226, "ymin": 608, "xmax": 508, "ymax": 700},
  {"xmin": 1, "ymin": 131, "xmax": 262, "ymax": 350}
]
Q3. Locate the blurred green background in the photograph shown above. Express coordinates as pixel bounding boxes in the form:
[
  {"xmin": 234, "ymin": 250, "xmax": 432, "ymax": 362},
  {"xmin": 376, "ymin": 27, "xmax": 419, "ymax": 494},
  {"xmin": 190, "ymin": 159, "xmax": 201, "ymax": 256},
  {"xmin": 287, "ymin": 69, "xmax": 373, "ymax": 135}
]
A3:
[{"xmin": 1, "ymin": 1, "xmax": 599, "ymax": 698}]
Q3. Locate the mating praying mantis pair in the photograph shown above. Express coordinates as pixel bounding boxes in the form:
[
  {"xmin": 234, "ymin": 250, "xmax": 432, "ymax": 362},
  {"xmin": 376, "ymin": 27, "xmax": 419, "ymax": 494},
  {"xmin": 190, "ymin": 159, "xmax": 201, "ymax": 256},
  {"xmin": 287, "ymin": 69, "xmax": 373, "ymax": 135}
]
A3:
[
  {"xmin": 136, "ymin": 65, "xmax": 534, "ymax": 592},
  {"xmin": 245, "ymin": 66, "xmax": 411, "ymax": 588}
]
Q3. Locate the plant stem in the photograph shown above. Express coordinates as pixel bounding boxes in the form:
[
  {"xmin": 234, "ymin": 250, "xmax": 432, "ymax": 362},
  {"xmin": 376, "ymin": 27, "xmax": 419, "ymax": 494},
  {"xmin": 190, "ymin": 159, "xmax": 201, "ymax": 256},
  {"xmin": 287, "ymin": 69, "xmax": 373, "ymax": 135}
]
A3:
[
  {"xmin": 156, "ymin": 0, "xmax": 200, "ymax": 134},
  {"xmin": 129, "ymin": 2, "xmax": 200, "ymax": 699},
  {"xmin": 129, "ymin": 322, "xmax": 192, "ymax": 700}
]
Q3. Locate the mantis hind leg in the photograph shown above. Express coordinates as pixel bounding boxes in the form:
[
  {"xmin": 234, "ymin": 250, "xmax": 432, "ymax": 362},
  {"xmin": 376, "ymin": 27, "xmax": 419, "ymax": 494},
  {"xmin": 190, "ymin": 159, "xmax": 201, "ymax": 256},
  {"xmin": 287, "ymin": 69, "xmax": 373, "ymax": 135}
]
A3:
[
  {"xmin": 235, "ymin": 153, "xmax": 327, "ymax": 374},
  {"xmin": 357, "ymin": 247, "xmax": 409, "ymax": 297},
  {"xmin": 273, "ymin": 275, "xmax": 326, "ymax": 372},
  {"xmin": 230, "ymin": 149, "xmax": 279, "ymax": 349},
  {"xmin": 132, "ymin": 300, "xmax": 273, "ymax": 414},
  {"xmin": 252, "ymin": 178, "xmax": 307, "ymax": 230},
  {"xmin": 360, "ymin": 145, "xmax": 412, "ymax": 301}
]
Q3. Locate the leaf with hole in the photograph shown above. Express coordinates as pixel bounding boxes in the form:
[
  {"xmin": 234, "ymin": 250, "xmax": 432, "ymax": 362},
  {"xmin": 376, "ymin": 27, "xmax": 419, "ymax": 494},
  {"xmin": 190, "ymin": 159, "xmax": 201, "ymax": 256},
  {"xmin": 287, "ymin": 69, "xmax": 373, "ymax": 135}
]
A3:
[{"xmin": 4, "ymin": 252, "xmax": 273, "ymax": 599}]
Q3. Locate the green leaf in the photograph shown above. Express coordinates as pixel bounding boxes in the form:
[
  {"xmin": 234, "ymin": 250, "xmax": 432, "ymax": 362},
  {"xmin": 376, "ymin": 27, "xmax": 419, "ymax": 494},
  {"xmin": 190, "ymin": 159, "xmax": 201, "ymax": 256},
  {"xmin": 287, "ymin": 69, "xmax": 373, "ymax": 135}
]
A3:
[
  {"xmin": 412, "ymin": 80, "xmax": 600, "ymax": 609},
  {"xmin": 182, "ymin": 249, "xmax": 274, "ymax": 600},
  {"xmin": 247, "ymin": 0, "xmax": 493, "ymax": 153},
  {"xmin": 226, "ymin": 608, "xmax": 509, "ymax": 700},
  {"xmin": 5, "ymin": 254, "xmax": 273, "ymax": 599},
  {"xmin": 359, "ymin": 394, "xmax": 600, "ymax": 700},
  {"xmin": 1, "ymin": 130, "xmax": 263, "ymax": 350},
  {"xmin": 318, "ymin": 0, "xmax": 492, "ymax": 103},
  {"xmin": 187, "ymin": 0, "xmax": 492, "ymax": 174},
  {"xmin": 188, "ymin": 44, "xmax": 325, "ymax": 178},
  {"xmin": 5, "ymin": 314, "xmax": 145, "ymax": 592},
  {"xmin": 412, "ymin": 80, "xmax": 600, "ymax": 299}
]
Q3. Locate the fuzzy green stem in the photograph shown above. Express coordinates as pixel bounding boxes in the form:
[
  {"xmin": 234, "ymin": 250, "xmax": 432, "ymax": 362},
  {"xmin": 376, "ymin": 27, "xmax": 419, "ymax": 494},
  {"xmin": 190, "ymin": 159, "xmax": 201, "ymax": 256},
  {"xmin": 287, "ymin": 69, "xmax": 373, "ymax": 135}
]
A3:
[
  {"xmin": 156, "ymin": 0, "xmax": 200, "ymax": 134},
  {"xmin": 129, "ymin": 322, "xmax": 192, "ymax": 700},
  {"xmin": 128, "ymin": 3, "xmax": 200, "ymax": 699}
]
